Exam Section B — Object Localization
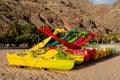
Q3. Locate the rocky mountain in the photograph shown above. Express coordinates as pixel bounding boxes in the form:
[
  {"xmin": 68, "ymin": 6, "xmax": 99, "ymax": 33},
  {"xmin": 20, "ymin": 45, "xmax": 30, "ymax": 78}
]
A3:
[{"xmin": 0, "ymin": 0, "xmax": 120, "ymax": 34}]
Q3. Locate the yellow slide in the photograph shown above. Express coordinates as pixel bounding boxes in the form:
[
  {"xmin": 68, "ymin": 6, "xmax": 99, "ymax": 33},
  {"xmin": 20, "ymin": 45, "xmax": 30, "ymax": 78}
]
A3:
[{"xmin": 31, "ymin": 28, "xmax": 66, "ymax": 51}]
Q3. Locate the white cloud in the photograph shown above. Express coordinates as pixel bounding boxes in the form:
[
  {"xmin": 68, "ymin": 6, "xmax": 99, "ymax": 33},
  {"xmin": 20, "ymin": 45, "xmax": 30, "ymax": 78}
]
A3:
[{"xmin": 89, "ymin": 0, "xmax": 117, "ymax": 5}]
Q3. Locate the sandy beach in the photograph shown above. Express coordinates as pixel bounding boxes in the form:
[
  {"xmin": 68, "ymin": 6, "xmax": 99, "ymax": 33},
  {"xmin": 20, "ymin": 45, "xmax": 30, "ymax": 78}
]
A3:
[{"xmin": 0, "ymin": 45, "xmax": 120, "ymax": 80}]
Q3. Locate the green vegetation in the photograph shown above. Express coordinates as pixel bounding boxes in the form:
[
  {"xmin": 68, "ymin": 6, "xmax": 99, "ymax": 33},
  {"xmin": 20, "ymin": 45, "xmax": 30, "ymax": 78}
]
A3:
[
  {"xmin": 0, "ymin": 20, "xmax": 56, "ymax": 48},
  {"xmin": 0, "ymin": 20, "xmax": 38, "ymax": 47},
  {"xmin": 91, "ymin": 34, "xmax": 120, "ymax": 44},
  {"xmin": 0, "ymin": 20, "xmax": 120, "ymax": 48}
]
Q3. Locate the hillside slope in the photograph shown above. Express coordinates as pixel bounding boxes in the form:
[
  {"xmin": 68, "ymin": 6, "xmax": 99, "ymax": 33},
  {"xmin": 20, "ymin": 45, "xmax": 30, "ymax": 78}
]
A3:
[{"xmin": 0, "ymin": 0, "xmax": 120, "ymax": 34}]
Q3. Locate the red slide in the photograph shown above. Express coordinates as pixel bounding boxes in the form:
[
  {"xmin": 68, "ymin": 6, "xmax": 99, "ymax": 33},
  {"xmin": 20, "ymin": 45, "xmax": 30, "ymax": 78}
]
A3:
[{"xmin": 79, "ymin": 32, "xmax": 99, "ymax": 45}]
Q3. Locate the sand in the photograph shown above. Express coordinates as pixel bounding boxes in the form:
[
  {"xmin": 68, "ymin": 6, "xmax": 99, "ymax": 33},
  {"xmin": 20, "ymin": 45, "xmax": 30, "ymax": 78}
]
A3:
[{"xmin": 0, "ymin": 45, "xmax": 120, "ymax": 80}]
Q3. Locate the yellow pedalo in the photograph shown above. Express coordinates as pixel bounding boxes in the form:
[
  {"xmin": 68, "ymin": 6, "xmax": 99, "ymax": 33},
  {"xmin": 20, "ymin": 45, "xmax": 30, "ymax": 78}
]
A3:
[{"xmin": 7, "ymin": 49, "xmax": 75, "ymax": 70}]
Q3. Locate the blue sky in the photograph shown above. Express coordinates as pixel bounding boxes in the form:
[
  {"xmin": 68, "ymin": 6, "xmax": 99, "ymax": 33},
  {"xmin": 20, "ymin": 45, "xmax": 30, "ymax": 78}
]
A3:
[{"xmin": 89, "ymin": 0, "xmax": 117, "ymax": 5}]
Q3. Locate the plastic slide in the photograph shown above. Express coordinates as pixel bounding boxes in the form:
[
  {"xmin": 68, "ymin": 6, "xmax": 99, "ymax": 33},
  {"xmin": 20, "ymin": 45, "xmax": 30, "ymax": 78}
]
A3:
[
  {"xmin": 79, "ymin": 32, "xmax": 99, "ymax": 45},
  {"xmin": 37, "ymin": 27, "xmax": 97, "ymax": 62},
  {"xmin": 45, "ymin": 29, "xmax": 99, "ymax": 62},
  {"xmin": 47, "ymin": 29, "xmax": 78, "ymax": 47},
  {"xmin": 38, "ymin": 27, "xmax": 101, "ymax": 62},
  {"xmin": 70, "ymin": 32, "xmax": 98, "ymax": 46},
  {"xmin": 31, "ymin": 28, "xmax": 66, "ymax": 51},
  {"xmin": 73, "ymin": 36, "xmax": 86, "ymax": 45},
  {"xmin": 69, "ymin": 31, "xmax": 88, "ymax": 43},
  {"xmin": 37, "ymin": 27, "xmax": 82, "ymax": 50}
]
